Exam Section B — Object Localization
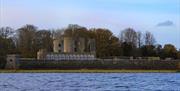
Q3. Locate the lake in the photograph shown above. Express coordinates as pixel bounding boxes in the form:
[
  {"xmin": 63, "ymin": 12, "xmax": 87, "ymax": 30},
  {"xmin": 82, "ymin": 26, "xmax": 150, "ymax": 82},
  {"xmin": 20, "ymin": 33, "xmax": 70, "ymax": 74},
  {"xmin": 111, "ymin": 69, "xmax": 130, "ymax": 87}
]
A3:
[{"xmin": 0, "ymin": 73, "xmax": 180, "ymax": 91}]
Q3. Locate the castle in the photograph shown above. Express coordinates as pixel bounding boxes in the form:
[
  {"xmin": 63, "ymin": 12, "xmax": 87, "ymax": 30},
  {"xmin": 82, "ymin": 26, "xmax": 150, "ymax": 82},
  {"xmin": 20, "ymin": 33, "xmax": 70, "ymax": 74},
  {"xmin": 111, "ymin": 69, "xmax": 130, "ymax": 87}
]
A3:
[
  {"xmin": 37, "ymin": 30, "xmax": 96, "ymax": 61},
  {"xmin": 53, "ymin": 35, "xmax": 95, "ymax": 53}
]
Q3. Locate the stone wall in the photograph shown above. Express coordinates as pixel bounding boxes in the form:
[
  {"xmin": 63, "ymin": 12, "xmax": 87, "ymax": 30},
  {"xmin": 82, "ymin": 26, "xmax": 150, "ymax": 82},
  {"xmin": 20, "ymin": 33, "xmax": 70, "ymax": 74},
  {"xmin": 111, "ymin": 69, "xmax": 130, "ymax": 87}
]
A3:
[
  {"xmin": 5, "ymin": 54, "xmax": 20, "ymax": 69},
  {"xmin": 64, "ymin": 37, "xmax": 73, "ymax": 53},
  {"xmin": 19, "ymin": 59, "xmax": 180, "ymax": 70},
  {"xmin": 37, "ymin": 49, "xmax": 47, "ymax": 60}
]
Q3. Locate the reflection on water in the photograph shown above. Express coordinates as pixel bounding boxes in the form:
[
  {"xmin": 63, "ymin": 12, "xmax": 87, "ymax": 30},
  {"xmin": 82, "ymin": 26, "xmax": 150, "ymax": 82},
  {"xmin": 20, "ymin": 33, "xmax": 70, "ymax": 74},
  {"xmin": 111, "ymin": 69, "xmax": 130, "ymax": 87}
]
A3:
[{"xmin": 0, "ymin": 73, "xmax": 180, "ymax": 91}]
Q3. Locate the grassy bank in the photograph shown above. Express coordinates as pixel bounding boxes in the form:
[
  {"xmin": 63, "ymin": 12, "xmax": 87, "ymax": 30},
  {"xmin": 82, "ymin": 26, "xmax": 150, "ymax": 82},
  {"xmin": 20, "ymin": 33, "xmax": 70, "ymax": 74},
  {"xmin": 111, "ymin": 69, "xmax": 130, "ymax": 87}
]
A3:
[{"xmin": 0, "ymin": 69, "xmax": 179, "ymax": 73}]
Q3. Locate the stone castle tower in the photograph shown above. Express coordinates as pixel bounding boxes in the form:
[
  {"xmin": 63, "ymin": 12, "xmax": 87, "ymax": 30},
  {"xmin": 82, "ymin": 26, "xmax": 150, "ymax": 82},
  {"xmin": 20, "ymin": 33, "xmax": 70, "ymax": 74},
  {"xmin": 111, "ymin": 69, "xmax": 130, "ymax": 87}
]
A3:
[{"xmin": 53, "ymin": 36, "xmax": 95, "ymax": 53}]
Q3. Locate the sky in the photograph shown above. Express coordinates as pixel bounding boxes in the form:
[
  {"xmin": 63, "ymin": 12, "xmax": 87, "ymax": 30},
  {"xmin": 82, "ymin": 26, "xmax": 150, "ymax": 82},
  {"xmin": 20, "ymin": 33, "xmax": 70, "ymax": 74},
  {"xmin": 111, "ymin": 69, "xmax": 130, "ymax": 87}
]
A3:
[{"xmin": 0, "ymin": 0, "xmax": 180, "ymax": 49}]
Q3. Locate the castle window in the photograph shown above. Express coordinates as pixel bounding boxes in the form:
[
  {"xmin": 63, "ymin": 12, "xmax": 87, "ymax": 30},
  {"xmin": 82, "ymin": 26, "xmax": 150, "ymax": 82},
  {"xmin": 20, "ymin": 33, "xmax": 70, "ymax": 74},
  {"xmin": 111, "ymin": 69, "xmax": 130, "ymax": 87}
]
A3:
[
  {"xmin": 59, "ymin": 43, "xmax": 61, "ymax": 47},
  {"xmin": 74, "ymin": 40, "xmax": 78, "ymax": 52},
  {"xmin": 74, "ymin": 48, "xmax": 77, "ymax": 52},
  {"xmin": 10, "ymin": 59, "xmax": 13, "ymax": 62}
]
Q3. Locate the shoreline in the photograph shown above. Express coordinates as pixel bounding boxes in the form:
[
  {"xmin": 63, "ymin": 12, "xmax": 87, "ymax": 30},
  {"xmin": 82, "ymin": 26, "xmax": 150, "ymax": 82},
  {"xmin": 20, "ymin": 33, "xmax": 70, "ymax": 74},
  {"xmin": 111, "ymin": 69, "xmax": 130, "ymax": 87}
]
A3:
[{"xmin": 0, "ymin": 69, "xmax": 179, "ymax": 73}]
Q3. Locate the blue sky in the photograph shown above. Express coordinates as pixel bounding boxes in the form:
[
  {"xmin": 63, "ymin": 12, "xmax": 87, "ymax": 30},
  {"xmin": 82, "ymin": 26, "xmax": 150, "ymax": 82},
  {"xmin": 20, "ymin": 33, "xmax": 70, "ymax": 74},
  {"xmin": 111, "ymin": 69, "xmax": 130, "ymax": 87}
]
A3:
[{"xmin": 0, "ymin": 0, "xmax": 180, "ymax": 49}]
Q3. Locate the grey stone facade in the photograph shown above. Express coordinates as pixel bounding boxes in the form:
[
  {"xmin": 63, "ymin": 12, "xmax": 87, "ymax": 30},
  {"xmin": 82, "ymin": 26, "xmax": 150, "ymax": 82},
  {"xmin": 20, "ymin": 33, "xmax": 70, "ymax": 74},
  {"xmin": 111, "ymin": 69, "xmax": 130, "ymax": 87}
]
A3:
[
  {"xmin": 53, "ymin": 36, "xmax": 96, "ymax": 53},
  {"xmin": 5, "ymin": 54, "xmax": 20, "ymax": 69}
]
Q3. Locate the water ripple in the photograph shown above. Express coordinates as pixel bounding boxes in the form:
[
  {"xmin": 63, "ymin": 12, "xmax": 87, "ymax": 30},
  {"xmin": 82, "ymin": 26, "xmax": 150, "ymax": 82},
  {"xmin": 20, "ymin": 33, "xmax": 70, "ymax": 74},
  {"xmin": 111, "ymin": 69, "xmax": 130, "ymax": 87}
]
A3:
[{"xmin": 0, "ymin": 73, "xmax": 180, "ymax": 91}]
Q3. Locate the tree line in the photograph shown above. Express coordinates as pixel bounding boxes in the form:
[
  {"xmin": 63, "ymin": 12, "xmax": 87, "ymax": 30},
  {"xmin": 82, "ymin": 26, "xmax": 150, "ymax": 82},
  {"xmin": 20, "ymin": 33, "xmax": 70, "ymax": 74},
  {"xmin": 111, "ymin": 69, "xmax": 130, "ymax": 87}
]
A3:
[{"xmin": 0, "ymin": 24, "xmax": 180, "ymax": 59}]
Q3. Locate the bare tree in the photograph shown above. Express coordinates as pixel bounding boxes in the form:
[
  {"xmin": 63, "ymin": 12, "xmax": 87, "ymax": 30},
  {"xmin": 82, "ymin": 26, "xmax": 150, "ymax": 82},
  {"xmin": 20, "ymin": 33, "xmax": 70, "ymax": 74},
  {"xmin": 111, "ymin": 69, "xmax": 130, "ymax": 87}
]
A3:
[
  {"xmin": 120, "ymin": 28, "xmax": 137, "ymax": 46},
  {"xmin": 137, "ymin": 31, "xmax": 143, "ymax": 48},
  {"xmin": 53, "ymin": 28, "xmax": 65, "ymax": 39},
  {"xmin": 144, "ymin": 31, "xmax": 156, "ymax": 45},
  {"xmin": 0, "ymin": 27, "xmax": 14, "ymax": 39},
  {"xmin": 36, "ymin": 30, "xmax": 53, "ymax": 51}
]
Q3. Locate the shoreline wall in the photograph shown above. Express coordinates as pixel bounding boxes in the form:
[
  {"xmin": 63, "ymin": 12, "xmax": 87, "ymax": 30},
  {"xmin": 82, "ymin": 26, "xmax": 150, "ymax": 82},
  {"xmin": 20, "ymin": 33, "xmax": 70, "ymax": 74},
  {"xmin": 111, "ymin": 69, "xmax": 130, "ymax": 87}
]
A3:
[
  {"xmin": 3, "ymin": 54, "xmax": 180, "ymax": 70},
  {"xmin": 19, "ymin": 59, "xmax": 180, "ymax": 70}
]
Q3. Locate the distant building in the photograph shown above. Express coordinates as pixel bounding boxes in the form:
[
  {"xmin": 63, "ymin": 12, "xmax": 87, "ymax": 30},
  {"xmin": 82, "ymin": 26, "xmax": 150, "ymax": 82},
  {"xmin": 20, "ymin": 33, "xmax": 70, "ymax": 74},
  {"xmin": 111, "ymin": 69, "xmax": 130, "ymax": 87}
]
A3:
[
  {"xmin": 53, "ymin": 35, "xmax": 96, "ymax": 53},
  {"xmin": 37, "ymin": 33, "xmax": 96, "ymax": 61}
]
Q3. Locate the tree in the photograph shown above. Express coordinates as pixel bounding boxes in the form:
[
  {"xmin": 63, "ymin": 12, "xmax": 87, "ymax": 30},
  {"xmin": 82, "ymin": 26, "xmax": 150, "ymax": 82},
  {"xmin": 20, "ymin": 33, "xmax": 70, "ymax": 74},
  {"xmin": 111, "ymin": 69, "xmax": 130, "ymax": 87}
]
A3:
[
  {"xmin": 0, "ymin": 27, "xmax": 14, "ymax": 39},
  {"xmin": 137, "ymin": 31, "xmax": 143, "ymax": 48},
  {"xmin": 155, "ymin": 44, "xmax": 163, "ymax": 58},
  {"xmin": 119, "ymin": 28, "xmax": 139, "ymax": 56},
  {"xmin": 64, "ymin": 24, "xmax": 89, "ymax": 38},
  {"xmin": 121, "ymin": 42, "xmax": 134, "ymax": 56},
  {"xmin": 133, "ymin": 31, "xmax": 144, "ymax": 57},
  {"xmin": 90, "ymin": 28, "xmax": 120, "ymax": 58},
  {"xmin": 177, "ymin": 50, "xmax": 180, "ymax": 59},
  {"xmin": 107, "ymin": 35, "xmax": 122, "ymax": 57},
  {"xmin": 0, "ymin": 24, "xmax": 179, "ymax": 59},
  {"xmin": 162, "ymin": 44, "xmax": 177, "ymax": 59},
  {"xmin": 0, "ymin": 27, "xmax": 16, "ymax": 68},
  {"xmin": 36, "ymin": 30, "xmax": 53, "ymax": 52},
  {"xmin": 53, "ymin": 29, "xmax": 65, "ymax": 39},
  {"xmin": 144, "ymin": 31, "xmax": 155, "ymax": 45},
  {"xmin": 0, "ymin": 27, "xmax": 16, "ymax": 55},
  {"xmin": 141, "ymin": 45, "xmax": 157, "ymax": 57},
  {"xmin": 120, "ymin": 28, "xmax": 137, "ymax": 47},
  {"xmin": 17, "ymin": 24, "xmax": 37, "ymax": 58}
]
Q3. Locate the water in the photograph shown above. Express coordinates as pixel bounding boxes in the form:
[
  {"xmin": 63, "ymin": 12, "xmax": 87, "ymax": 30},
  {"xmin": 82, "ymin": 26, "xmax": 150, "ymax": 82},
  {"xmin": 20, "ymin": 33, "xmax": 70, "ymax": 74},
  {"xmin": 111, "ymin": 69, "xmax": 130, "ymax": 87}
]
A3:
[{"xmin": 0, "ymin": 73, "xmax": 180, "ymax": 91}]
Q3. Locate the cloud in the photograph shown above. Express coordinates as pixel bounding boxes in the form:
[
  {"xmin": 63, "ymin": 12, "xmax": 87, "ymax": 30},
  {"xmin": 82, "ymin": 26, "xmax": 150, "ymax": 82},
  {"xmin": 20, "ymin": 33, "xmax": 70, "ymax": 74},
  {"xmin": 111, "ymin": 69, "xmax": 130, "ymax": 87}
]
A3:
[{"xmin": 156, "ymin": 20, "xmax": 174, "ymax": 27}]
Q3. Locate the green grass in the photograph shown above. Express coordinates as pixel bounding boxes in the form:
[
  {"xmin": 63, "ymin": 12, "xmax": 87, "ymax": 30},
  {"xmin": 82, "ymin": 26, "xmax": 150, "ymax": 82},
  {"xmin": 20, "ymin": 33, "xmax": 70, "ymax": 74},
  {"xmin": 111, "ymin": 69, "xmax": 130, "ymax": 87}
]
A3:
[{"xmin": 0, "ymin": 69, "xmax": 179, "ymax": 73}]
